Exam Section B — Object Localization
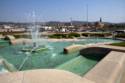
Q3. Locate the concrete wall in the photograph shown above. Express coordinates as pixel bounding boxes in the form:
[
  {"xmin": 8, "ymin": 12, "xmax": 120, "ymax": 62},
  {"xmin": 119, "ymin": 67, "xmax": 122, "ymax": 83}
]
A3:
[
  {"xmin": 82, "ymin": 51, "xmax": 125, "ymax": 83},
  {"xmin": 0, "ymin": 69, "xmax": 85, "ymax": 83},
  {"xmin": 10, "ymin": 38, "xmax": 32, "ymax": 45},
  {"xmin": 4, "ymin": 35, "xmax": 15, "ymax": 40},
  {"xmin": 64, "ymin": 44, "xmax": 84, "ymax": 54}
]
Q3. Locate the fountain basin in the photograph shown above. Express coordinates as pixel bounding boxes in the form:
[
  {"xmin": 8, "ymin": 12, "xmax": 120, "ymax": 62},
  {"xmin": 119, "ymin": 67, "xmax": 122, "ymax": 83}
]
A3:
[{"xmin": 0, "ymin": 38, "xmax": 121, "ymax": 76}]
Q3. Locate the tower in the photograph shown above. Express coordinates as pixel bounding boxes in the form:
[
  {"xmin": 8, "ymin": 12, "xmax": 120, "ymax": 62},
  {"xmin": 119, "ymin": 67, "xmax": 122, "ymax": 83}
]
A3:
[
  {"xmin": 70, "ymin": 17, "xmax": 73, "ymax": 26},
  {"xmin": 95, "ymin": 17, "xmax": 104, "ymax": 29},
  {"xmin": 100, "ymin": 17, "xmax": 102, "ymax": 23}
]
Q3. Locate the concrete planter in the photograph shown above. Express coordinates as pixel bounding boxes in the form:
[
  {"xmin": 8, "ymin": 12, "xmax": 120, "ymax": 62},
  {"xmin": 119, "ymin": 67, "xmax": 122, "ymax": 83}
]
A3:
[{"xmin": 64, "ymin": 44, "xmax": 84, "ymax": 54}]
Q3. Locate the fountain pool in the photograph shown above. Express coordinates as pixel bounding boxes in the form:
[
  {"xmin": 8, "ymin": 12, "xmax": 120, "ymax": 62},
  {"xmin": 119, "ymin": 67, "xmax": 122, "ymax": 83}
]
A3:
[{"xmin": 0, "ymin": 38, "xmax": 121, "ymax": 76}]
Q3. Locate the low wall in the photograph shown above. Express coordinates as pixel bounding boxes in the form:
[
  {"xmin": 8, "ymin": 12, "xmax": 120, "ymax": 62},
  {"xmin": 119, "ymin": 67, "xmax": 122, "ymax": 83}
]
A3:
[
  {"xmin": 10, "ymin": 38, "xmax": 32, "ymax": 45},
  {"xmin": 97, "ymin": 45, "xmax": 125, "ymax": 52},
  {"xmin": 64, "ymin": 44, "xmax": 84, "ymax": 54},
  {"xmin": 82, "ymin": 51, "xmax": 125, "ymax": 83},
  {"xmin": 4, "ymin": 35, "xmax": 15, "ymax": 40},
  {"xmin": 0, "ymin": 69, "xmax": 85, "ymax": 83}
]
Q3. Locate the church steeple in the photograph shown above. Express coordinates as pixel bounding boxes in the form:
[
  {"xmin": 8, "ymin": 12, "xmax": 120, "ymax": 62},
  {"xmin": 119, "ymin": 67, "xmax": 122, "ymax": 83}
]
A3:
[
  {"xmin": 100, "ymin": 17, "xmax": 102, "ymax": 23},
  {"xmin": 95, "ymin": 17, "xmax": 104, "ymax": 29}
]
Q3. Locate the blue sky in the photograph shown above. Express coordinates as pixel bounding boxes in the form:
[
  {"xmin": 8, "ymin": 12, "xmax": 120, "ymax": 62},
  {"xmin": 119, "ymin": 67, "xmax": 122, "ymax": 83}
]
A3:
[{"xmin": 0, "ymin": 0, "xmax": 124, "ymax": 23}]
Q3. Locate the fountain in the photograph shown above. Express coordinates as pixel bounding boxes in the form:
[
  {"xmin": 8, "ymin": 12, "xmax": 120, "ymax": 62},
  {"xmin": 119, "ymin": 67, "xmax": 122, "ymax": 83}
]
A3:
[
  {"xmin": 19, "ymin": 11, "xmax": 49, "ymax": 70},
  {"xmin": 22, "ymin": 11, "xmax": 48, "ymax": 53}
]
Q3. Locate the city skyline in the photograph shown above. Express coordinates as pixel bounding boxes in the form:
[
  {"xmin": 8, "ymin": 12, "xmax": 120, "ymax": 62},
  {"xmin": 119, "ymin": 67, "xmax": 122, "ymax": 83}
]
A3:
[{"xmin": 0, "ymin": 0, "xmax": 125, "ymax": 23}]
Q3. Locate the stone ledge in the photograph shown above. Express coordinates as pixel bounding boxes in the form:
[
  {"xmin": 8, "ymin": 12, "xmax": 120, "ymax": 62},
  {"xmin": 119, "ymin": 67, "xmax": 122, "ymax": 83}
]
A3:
[
  {"xmin": 10, "ymin": 38, "xmax": 32, "ymax": 45},
  {"xmin": 64, "ymin": 44, "xmax": 84, "ymax": 53},
  {"xmin": 0, "ymin": 69, "xmax": 87, "ymax": 83},
  {"xmin": 97, "ymin": 45, "xmax": 125, "ymax": 52},
  {"xmin": 4, "ymin": 35, "xmax": 15, "ymax": 40},
  {"xmin": 83, "ymin": 51, "xmax": 125, "ymax": 83},
  {"xmin": 103, "ymin": 51, "xmax": 125, "ymax": 65}
]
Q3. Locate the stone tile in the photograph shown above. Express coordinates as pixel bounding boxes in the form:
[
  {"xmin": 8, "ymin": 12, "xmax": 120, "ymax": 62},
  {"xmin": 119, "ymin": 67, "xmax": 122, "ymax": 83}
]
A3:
[
  {"xmin": 22, "ymin": 69, "xmax": 84, "ymax": 83},
  {"xmin": 82, "ymin": 78, "xmax": 95, "ymax": 83},
  {"xmin": 0, "ymin": 69, "xmax": 93, "ymax": 83},
  {"xmin": 84, "ymin": 61, "xmax": 122, "ymax": 83},
  {"xmin": 104, "ymin": 51, "xmax": 125, "ymax": 65},
  {"xmin": 0, "ymin": 71, "xmax": 23, "ymax": 83}
]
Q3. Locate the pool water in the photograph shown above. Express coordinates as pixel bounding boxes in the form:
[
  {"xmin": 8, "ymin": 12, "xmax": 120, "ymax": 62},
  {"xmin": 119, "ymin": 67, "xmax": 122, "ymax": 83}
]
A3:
[
  {"xmin": 0, "ymin": 38, "xmax": 120, "ymax": 76},
  {"xmin": 56, "ymin": 56, "xmax": 98, "ymax": 76},
  {"xmin": 0, "ymin": 39, "xmax": 9, "ymax": 47}
]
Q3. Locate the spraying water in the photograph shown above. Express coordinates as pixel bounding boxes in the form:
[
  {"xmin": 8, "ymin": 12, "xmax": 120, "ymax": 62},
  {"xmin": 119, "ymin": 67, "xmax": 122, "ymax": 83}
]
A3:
[
  {"xmin": 30, "ymin": 11, "xmax": 40, "ymax": 48},
  {"xmin": 19, "ymin": 11, "xmax": 43, "ymax": 70},
  {"xmin": 22, "ymin": 11, "xmax": 47, "ymax": 52}
]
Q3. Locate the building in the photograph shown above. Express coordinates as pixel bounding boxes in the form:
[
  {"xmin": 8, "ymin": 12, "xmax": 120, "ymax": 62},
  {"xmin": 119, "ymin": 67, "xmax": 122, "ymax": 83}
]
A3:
[{"xmin": 95, "ymin": 18, "xmax": 105, "ymax": 29}]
